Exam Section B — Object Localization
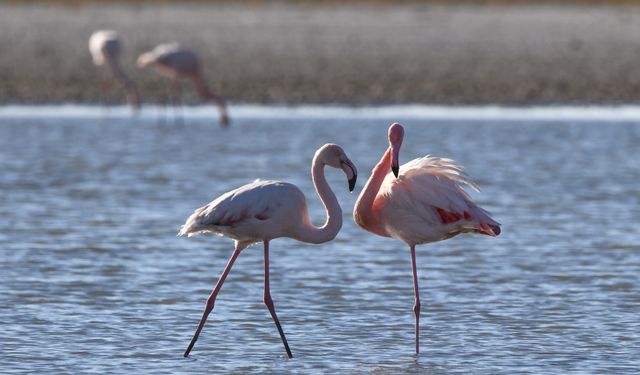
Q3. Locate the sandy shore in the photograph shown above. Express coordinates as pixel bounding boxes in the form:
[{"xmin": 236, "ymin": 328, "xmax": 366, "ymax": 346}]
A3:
[{"xmin": 2, "ymin": 3, "xmax": 640, "ymax": 104}]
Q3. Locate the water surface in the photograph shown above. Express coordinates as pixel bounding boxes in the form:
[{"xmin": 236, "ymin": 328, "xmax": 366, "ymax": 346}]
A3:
[{"xmin": 1, "ymin": 106, "xmax": 639, "ymax": 374}]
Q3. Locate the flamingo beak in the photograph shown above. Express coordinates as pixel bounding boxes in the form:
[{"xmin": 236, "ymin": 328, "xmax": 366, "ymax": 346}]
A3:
[
  {"xmin": 341, "ymin": 160, "xmax": 358, "ymax": 192},
  {"xmin": 391, "ymin": 148, "xmax": 400, "ymax": 178},
  {"xmin": 348, "ymin": 176, "xmax": 357, "ymax": 192},
  {"xmin": 388, "ymin": 122, "xmax": 404, "ymax": 178}
]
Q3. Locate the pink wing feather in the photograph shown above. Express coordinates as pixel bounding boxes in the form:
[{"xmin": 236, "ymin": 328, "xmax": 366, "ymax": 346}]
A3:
[
  {"xmin": 379, "ymin": 156, "xmax": 500, "ymax": 241},
  {"xmin": 178, "ymin": 179, "xmax": 303, "ymax": 238}
]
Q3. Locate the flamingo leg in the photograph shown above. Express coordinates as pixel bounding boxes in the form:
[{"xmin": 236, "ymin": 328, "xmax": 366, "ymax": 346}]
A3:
[
  {"xmin": 122, "ymin": 81, "xmax": 140, "ymax": 113},
  {"xmin": 158, "ymin": 79, "xmax": 174, "ymax": 126},
  {"xmin": 99, "ymin": 69, "xmax": 113, "ymax": 114},
  {"xmin": 170, "ymin": 78, "xmax": 184, "ymax": 126},
  {"xmin": 211, "ymin": 92, "xmax": 229, "ymax": 127},
  {"xmin": 263, "ymin": 240, "xmax": 293, "ymax": 358},
  {"xmin": 157, "ymin": 92, "xmax": 167, "ymax": 126},
  {"xmin": 410, "ymin": 244, "xmax": 421, "ymax": 354},
  {"xmin": 184, "ymin": 246, "xmax": 242, "ymax": 357},
  {"xmin": 175, "ymin": 80, "xmax": 184, "ymax": 126},
  {"xmin": 100, "ymin": 78, "xmax": 113, "ymax": 99}
]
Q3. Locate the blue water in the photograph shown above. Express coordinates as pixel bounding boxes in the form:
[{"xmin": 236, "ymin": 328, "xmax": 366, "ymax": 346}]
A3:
[{"xmin": 1, "ymin": 106, "xmax": 639, "ymax": 374}]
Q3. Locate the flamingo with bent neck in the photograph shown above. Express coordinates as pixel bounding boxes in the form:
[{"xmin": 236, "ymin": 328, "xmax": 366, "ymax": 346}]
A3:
[
  {"xmin": 88, "ymin": 30, "xmax": 140, "ymax": 111},
  {"xmin": 353, "ymin": 123, "xmax": 500, "ymax": 354},
  {"xmin": 137, "ymin": 43, "xmax": 229, "ymax": 126},
  {"xmin": 178, "ymin": 143, "xmax": 357, "ymax": 358}
]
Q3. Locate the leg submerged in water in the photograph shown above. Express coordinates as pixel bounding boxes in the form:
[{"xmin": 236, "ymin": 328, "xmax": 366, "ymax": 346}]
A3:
[{"xmin": 410, "ymin": 245, "xmax": 421, "ymax": 354}]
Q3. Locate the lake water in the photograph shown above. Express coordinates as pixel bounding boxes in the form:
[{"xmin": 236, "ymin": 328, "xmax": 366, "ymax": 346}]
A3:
[{"xmin": 1, "ymin": 106, "xmax": 639, "ymax": 374}]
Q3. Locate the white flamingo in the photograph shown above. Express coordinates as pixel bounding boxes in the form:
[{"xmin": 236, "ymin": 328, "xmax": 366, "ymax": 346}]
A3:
[
  {"xmin": 137, "ymin": 43, "xmax": 229, "ymax": 126},
  {"xmin": 178, "ymin": 143, "xmax": 357, "ymax": 358},
  {"xmin": 353, "ymin": 123, "xmax": 500, "ymax": 354},
  {"xmin": 88, "ymin": 30, "xmax": 139, "ymax": 110}
]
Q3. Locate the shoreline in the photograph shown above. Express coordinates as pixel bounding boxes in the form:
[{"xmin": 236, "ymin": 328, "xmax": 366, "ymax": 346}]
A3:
[
  {"xmin": 3, "ymin": 3, "xmax": 640, "ymax": 105},
  {"xmin": 4, "ymin": 103, "xmax": 640, "ymax": 122}
]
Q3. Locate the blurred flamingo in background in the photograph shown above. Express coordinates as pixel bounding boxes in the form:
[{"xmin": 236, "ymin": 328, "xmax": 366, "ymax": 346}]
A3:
[
  {"xmin": 353, "ymin": 122, "xmax": 500, "ymax": 354},
  {"xmin": 137, "ymin": 43, "xmax": 229, "ymax": 126},
  {"xmin": 88, "ymin": 30, "xmax": 140, "ymax": 111},
  {"xmin": 178, "ymin": 143, "xmax": 357, "ymax": 358}
]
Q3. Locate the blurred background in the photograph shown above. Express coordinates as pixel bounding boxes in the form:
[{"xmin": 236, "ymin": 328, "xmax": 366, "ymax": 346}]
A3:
[{"xmin": 4, "ymin": 0, "xmax": 640, "ymax": 105}]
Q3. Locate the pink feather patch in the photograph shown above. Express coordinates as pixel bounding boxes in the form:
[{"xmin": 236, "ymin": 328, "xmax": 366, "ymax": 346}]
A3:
[{"xmin": 435, "ymin": 207, "xmax": 469, "ymax": 224}]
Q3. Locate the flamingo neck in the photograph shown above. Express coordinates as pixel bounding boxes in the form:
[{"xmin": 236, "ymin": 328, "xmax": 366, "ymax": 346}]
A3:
[
  {"xmin": 106, "ymin": 58, "xmax": 139, "ymax": 109},
  {"xmin": 353, "ymin": 147, "xmax": 391, "ymax": 236},
  {"xmin": 294, "ymin": 157, "xmax": 343, "ymax": 244},
  {"xmin": 106, "ymin": 59, "xmax": 128, "ymax": 85},
  {"xmin": 192, "ymin": 75, "xmax": 227, "ymax": 111}
]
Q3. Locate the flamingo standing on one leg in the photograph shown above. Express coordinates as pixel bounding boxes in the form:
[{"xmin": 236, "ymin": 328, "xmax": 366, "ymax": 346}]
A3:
[
  {"xmin": 137, "ymin": 43, "xmax": 229, "ymax": 127},
  {"xmin": 178, "ymin": 143, "xmax": 357, "ymax": 358},
  {"xmin": 88, "ymin": 30, "xmax": 140, "ymax": 111},
  {"xmin": 353, "ymin": 123, "xmax": 500, "ymax": 354}
]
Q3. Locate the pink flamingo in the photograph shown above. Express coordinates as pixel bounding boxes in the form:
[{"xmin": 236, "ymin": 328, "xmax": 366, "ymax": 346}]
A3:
[
  {"xmin": 353, "ymin": 123, "xmax": 500, "ymax": 354},
  {"xmin": 137, "ymin": 43, "xmax": 229, "ymax": 127},
  {"xmin": 88, "ymin": 30, "xmax": 140, "ymax": 111},
  {"xmin": 178, "ymin": 143, "xmax": 357, "ymax": 358}
]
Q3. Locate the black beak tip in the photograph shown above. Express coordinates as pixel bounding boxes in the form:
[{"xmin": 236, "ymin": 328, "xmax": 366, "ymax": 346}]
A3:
[
  {"xmin": 348, "ymin": 175, "xmax": 357, "ymax": 192},
  {"xmin": 392, "ymin": 166, "xmax": 399, "ymax": 178}
]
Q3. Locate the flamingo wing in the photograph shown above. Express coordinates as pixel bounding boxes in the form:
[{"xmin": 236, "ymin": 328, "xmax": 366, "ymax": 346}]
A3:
[
  {"xmin": 178, "ymin": 179, "xmax": 303, "ymax": 238},
  {"xmin": 379, "ymin": 156, "xmax": 500, "ymax": 238}
]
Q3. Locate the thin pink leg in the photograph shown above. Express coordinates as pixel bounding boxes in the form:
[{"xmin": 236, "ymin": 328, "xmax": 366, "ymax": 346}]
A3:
[
  {"xmin": 170, "ymin": 78, "xmax": 184, "ymax": 126},
  {"xmin": 263, "ymin": 240, "xmax": 293, "ymax": 358},
  {"xmin": 175, "ymin": 80, "xmax": 184, "ymax": 125},
  {"xmin": 184, "ymin": 246, "xmax": 242, "ymax": 357},
  {"xmin": 410, "ymin": 244, "xmax": 421, "ymax": 354},
  {"xmin": 99, "ymin": 72, "xmax": 113, "ymax": 109}
]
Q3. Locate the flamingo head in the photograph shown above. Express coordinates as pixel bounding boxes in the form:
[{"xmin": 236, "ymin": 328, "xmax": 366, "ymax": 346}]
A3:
[
  {"xmin": 388, "ymin": 123, "xmax": 404, "ymax": 178},
  {"xmin": 315, "ymin": 144, "xmax": 358, "ymax": 192}
]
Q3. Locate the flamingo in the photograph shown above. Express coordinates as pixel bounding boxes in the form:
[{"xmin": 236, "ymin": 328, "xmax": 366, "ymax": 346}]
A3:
[
  {"xmin": 178, "ymin": 143, "xmax": 357, "ymax": 358},
  {"xmin": 88, "ymin": 30, "xmax": 140, "ymax": 111},
  {"xmin": 353, "ymin": 123, "xmax": 500, "ymax": 354},
  {"xmin": 137, "ymin": 43, "xmax": 229, "ymax": 127}
]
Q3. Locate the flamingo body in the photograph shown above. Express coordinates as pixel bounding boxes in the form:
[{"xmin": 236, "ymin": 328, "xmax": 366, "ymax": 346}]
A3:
[
  {"xmin": 179, "ymin": 180, "xmax": 310, "ymax": 249},
  {"xmin": 369, "ymin": 156, "xmax": 500, "ymax": 245},
  {"xmin": 89, "ymin": 30, "xmax": 121, "ymax": 65},
  {"xmin": 138, "ymin": 43, "xmax": 200, "ymax": 78}
]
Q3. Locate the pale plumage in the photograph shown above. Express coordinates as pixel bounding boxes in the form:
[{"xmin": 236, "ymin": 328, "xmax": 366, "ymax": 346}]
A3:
[
  {"xmin": 354, "ymin": 122, "xmax": 500, "ymax": 354},
  {"xmin": 137, "ymin": 43, "xmax": 200, "ymax": 77},
  {"xmin": 179, "ymin": 144, "xmax": 357, "ymax": 358},
  {"xmin": 179, "ymin": 180, "xmax": 309, "ymax": 248},
  {"xmin": 137, "ymin": 43, "xmax": 229, "ymax": 126},
  {"xmin": 374, "ymin": 155, "xmax": 499, "ymax": 244},
  {"xmin": 88, "ymin": 30, "xmax": 139, "ymax": 110},
  {"xmin": 89, "ymin": 30, "xmax": 120, "ymax": 66}
]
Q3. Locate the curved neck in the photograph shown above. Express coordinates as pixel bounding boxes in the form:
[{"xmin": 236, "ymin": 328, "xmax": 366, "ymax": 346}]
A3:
[
  {"xmin": 107, "ymin": 59, "xmax": 129, "ymax": 86},
  {"xmin": 192, "ymin": 75, "xmax": 227, "ymax": 111},
  {"xmin": 294, "ymin": 157, "xmax": 343, "ymax": 244},
  {"xmin": 106, "ymin": 58, "xmax": 139, "ymax": 109},
  {"xmin": 353, "ymin": 147, "xmax": 391, "ymax": 235}
]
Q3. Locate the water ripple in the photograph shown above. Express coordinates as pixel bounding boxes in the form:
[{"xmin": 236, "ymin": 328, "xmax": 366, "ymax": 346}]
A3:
[{"xmin": 0, "ymin": 114, "xmax": 639, "ymax": 373}]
